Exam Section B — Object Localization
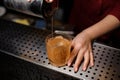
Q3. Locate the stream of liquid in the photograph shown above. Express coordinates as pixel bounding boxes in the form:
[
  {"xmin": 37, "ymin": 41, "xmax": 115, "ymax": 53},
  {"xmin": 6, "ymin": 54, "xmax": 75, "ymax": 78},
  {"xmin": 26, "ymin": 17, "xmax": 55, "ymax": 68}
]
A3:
[
  {"xmin": 51, "ymin": 0, "xmax": 59, "ymax": 37},
  {"xmin": 51, "ymin": 16, "xmax": 54, "ymax": 37}
]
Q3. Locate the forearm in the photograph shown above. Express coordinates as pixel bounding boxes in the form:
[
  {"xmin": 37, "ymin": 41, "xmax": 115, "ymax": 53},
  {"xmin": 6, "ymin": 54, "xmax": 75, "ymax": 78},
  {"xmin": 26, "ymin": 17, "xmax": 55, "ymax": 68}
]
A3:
[{"xmin": 83, "ymin": 15, "xmax": 120, "ymax": 40}]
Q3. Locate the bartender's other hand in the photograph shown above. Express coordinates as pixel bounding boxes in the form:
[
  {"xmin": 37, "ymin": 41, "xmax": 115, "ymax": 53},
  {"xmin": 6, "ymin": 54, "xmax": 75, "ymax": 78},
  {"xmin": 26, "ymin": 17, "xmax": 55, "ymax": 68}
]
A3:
[
  {"xmin": 67, "ymin": 31, "xmax": 94, "ymax": 72},
  {"xmin": 45, "ymin": 0, "xmax": 53, "ymax": 3}
]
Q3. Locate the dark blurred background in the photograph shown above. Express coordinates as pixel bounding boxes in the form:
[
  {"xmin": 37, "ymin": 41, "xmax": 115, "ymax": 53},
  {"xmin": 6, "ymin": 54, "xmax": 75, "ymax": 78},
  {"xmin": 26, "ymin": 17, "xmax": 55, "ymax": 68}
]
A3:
[{"xmin": 0, "ymin": 0, "xmax": 120, "ymax": 49}]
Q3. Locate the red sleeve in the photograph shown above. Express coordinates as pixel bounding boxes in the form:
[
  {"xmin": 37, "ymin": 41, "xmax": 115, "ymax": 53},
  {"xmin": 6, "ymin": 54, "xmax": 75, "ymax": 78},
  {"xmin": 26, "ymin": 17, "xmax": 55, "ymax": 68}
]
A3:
[
  {"xmin": 68, "ymin": 0, "xmax": 78, "ymax": 25},
  {"xmin": 109, "ymin": 0, "xmax": 120, "ymax": 21}
]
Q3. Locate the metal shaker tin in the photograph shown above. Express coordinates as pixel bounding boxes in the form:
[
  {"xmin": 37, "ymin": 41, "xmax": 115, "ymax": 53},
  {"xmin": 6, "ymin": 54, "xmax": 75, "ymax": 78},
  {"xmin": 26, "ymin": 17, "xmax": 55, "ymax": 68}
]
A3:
[{"xmin": 4, "ymin": 0, "xmax": 44, "ymax": 18}]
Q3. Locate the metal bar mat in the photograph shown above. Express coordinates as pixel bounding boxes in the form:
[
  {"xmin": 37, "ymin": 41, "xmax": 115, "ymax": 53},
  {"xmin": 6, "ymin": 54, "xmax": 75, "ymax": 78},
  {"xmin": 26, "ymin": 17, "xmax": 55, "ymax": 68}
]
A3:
[{"xmin": 0, "ymin": 19, "xmax": 120, "ymax": 80}]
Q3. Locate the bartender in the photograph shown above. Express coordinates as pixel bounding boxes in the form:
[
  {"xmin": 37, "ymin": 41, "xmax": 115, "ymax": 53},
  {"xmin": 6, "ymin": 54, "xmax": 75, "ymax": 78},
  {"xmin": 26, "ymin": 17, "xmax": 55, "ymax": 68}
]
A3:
[{"xmin": 45, "ymin": 0, "xmax": 120, "ymax": 72}]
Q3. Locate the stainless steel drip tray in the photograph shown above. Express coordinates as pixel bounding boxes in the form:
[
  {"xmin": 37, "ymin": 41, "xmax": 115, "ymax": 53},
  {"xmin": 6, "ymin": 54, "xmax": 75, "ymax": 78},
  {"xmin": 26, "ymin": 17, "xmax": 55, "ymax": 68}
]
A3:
[
  {"xmin": 0, "ymin": 19, "xmax": 120, "ymax": 80},
  {"xmin": 0, "ymin": 51, "xmax": 80, "ymax": 80}
]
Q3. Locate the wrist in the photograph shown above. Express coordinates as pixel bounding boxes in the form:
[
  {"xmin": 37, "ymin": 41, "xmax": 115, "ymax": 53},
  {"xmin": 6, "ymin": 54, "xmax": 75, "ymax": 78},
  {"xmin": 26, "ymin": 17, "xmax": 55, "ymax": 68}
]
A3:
[{"xmin": 82, "ymin": 29, "xmax": 95, "ymax": 41}]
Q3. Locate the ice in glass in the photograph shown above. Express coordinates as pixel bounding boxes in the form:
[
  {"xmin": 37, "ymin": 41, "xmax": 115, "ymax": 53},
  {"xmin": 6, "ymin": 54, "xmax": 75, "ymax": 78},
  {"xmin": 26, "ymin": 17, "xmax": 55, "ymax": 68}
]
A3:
[{"xmin": 46, "ymin": 33, "xmax": 72, "ymax": 67}]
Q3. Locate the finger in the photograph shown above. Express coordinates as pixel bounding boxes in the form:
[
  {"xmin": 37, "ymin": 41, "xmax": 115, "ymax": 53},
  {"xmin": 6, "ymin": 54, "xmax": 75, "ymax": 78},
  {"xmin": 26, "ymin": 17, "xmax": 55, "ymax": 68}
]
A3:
[
  {"xmin": 90, "ymin": 52, "xmax": 94, "ymax": 67},
  {"xmin": 74, "ymin": 47, "xmax": 86, "ymax": 72},
  {"xmin": 90, "ymin": 50, "xmax": 94, "ymax": 66},
  {"xmin": 89, "ymin": 44, "xmax": 94, "ymax": 67},
  {"xmin": 67, "ymin": 46, "xmax": 79, "ymax": 66},
  {"xmin": 82, "ymin": 50, "xmax": 90, "ymax": 71},
  {"xmin": 45, "ymin": 0, "xmax": 53, "ymax": 3},
  {"xmin": 67, "ymin": 40, "xmax": 76, "ymax": 66}
]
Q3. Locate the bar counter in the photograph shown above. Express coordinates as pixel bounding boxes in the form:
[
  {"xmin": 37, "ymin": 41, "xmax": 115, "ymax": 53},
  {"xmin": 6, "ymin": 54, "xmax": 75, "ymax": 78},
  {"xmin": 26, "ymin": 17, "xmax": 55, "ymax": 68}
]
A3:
[{"xmin": 0, "ymin": 18, "xmax": 120, "ymax": 80}]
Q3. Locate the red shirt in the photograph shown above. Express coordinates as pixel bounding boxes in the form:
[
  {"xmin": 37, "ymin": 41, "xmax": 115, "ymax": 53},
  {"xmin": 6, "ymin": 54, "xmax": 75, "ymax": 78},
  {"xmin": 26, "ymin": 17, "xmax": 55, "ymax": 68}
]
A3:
[{"xmin": 69, "ymin": 0, "xmax": 120, "ymax": 35}]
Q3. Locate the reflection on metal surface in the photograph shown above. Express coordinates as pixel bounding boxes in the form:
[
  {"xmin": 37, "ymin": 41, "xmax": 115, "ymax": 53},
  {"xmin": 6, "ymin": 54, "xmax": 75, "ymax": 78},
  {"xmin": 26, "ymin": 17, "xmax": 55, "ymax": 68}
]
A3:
[{"xmin": 0, "ymin": 19, "xmax": 120, "ymax": 80}]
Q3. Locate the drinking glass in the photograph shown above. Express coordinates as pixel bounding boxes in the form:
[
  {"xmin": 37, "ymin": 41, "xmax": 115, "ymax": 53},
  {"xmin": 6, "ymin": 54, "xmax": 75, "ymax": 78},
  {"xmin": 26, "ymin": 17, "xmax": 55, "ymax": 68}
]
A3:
[{"xmin": 45, "ymin": 33, "xmax": 72, "ymax": 67}]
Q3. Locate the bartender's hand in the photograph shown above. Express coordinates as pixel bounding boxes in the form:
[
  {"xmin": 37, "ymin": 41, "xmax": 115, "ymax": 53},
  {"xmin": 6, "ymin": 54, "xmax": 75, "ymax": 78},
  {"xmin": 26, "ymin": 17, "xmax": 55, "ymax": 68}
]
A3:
[
  {"xmin": 45, "ymin": 0, "xmax": 53, "ymax": 3},
  {"xmin": 67, "ymin": 31, "xmax": 94, "ymax": 72},
  {"xmin": 67, "ymin": 15, "xmax": 120, "ymax": 72}
]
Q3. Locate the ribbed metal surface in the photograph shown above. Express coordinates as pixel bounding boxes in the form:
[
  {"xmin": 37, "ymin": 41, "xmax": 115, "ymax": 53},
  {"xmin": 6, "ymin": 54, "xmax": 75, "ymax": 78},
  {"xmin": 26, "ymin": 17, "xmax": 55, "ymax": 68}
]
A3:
[{"xmin": 0, "ymin": 19, "xmax": 120, "ymax": 80}]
